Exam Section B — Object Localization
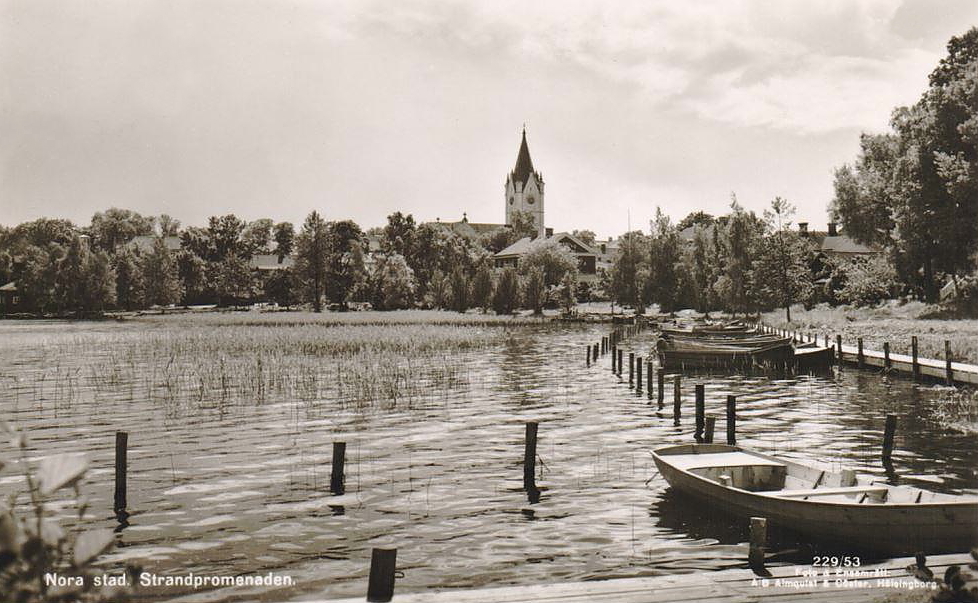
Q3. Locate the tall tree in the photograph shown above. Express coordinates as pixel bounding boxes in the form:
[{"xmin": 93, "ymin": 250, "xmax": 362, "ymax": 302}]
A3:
[
  {"xmin": 522, "ymin": 267, "xmax": 546, "ymax": 315},
  {"xmin": 325, "ymin": 220, "xmax": 366, "ymax": 307},
  {"xmin": 273, "ymin": 222, "xmax": 295, "ymax": 260},
  {"xmin": 518, "ymin": 238, "xmax": 578, "ymax": 287},
  {"xmin": 241, "ymin": 219, "xmax": 274, "ymax": 257},
  {"xmin": 368, "ymin": 253, "xmax": 416, "ymax": 310},
  {"xmin": 294, "ymin": 211, "xmax": 329, "ymax": 312},
  {"xmin": 157, "ymin": 214, "xmax": 181, "ymax": 237},
  {"xmin": 381, "ymin": 212, "xmax": 417, "ymax": 257},
  {"xmin": 470, "ymin": 263, "xmax": 495, "ymax": 312},
  {"xmin": 751, "ymin": 198, "xmax": 815, "ymax": 322},
  {"xmin": 113, "ymin": 247, "xmax": 144, "ymax": 310},
  {"xmin": 89, "ymin": 209, "xmax": 155, "ymax": 251},
  {"xmin": 492, "ymin": 267, "xmax": 520, "ymax": 314},
  {"xmin": 141, "ymin": 238, "xmax": 183, "ymax": 307}
]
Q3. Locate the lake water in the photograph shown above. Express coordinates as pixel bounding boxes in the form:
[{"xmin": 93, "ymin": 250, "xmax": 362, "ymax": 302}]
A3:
[{"xmin": 1, "ymin": 320, "xmax": 975, "ymax": 602}]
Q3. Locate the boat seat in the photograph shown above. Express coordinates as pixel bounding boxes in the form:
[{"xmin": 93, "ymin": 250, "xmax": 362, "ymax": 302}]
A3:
[
  {"xmin": 775, "ymin": 486, "xmax": 888, "ymax": 499},
  {"xmin": 664, "ymin": 451, "xmax": 786, "ymax": 470}
]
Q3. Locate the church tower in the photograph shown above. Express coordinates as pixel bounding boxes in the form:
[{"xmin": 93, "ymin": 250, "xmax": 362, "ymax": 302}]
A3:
[{"xmin": 505, "ymin": 128, "xmax": 545, "ymax": 238}]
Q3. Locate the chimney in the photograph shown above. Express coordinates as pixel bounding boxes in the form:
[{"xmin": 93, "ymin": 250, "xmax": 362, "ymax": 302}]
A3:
[
  {"xmin": 545, "ymin": 227, "xmax": 553, "ymax": 238},
  {"xmin": 828, "ymin": 222, "xmax": 837, "ymax": 236},
  {"xmin": 798, "ymin": 222, "xmax": 808, "ymax": 235}
]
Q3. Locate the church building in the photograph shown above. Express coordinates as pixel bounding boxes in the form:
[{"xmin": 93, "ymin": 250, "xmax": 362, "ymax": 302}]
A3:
[{"xmin": 505, "ymin": 128, "xmax": 546, "ymax": 239}]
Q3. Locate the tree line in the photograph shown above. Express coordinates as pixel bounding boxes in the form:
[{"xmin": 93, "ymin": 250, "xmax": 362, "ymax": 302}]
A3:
[{"xmin": 0, "ymin": 208, "xmax": 587, "ymax": 316}]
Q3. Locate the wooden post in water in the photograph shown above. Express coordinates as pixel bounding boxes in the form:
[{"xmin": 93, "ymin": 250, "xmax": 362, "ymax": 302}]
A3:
[
  {"xmin": 330, "ymin": 442, "xmax": 346, "ymax": 495},
  {"xmin": 911, "ymin": 336, "xmax": 920, "ymax": 381},
  {"xmin": 611, "ymin": 345, "xmax": 617, "ymax": 373},
  {"xmin": 636, "ymin": 356, "xmax": 643, "ymax": 391},
  {"xmin": 586, "ymin": 346, "xmax": 591, "ymax": 367},
  {"xmin": 593, "ymin": 343, "xmax": 599, "ymax": 363},
  {"xmin": 657, "ymin": 369, "xmax": 665, "ymax": 406},
  {"xmin": 857, "ymin": 338, "xmax": 864, "ymax": 368},
  {"xmin": 524, "ymin": 422, "xmax": 538, "ymax": 491},
  {"xmin": 945, "ymin": 340, "xmax": 953, "ymax": 385},
  {"xmin": 114, "ymin": 431, "xmax": 128, "ymax": 514},
  {"xmin": 647, "ymin": 360, "xmax": 654, "ymax": 402},
  {"xmin": 672, "ymin": 375, "xmax": 681, "ymax": 424},
  {"xmin": 726, "ymin": 396, "xmax": 736, "ymax": 445},
  {"xmin": 882, "ymin": 414, "xmax": 897, "ymax": 463},
  {"xmin": 628, "ymin": 352, "xmax": 635, "ymax": 386},
  {"xmin": 883, "ymin": 342, "xmax": 891, "ymax": 369},
  {"xmin": 617, "ymin": 349, "xmax": 623, "ymax": 376},
  {"xmin": 694, "ymin": 384, "xmax": 705, "ymax": 442},
  {"xmin": 749, "ymin": 517, "xmax": 767, "ymax": 570},
  {"xmin": 836, "ymin": 335, "xmax": 843, "ymax": 363},
  {"xmin": 704, "ymin": 416, "xmax": 716, "ymax": 443},
  {"xmin": 367, "ymin": 548, "xmax": 398, "ymax": 602}
]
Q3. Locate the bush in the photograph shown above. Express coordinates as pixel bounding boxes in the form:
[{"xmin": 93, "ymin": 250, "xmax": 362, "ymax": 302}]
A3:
[{"xmin": 836, "ymin": 256, "xmax": 898, "ymax": 307}]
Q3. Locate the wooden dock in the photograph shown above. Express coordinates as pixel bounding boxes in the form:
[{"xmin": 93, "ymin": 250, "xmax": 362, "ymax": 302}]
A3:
[{"xmin": 321, "ymin": 552, "xmax": 974, "ymax": 603}]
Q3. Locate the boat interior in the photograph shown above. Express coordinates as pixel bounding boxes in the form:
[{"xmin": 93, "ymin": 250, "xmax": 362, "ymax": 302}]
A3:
[{"xmin": 661, "ymin": 447, "xmax": 957, "ymax": 504}]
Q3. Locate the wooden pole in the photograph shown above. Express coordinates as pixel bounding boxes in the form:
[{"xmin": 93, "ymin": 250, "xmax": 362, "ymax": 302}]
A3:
[
  {"xmin": 657, "ymin": 369, "xmax": 665, "ymax": 406},
  {"xmin": 836, "ymin": 335, "xmax": 843, "ymax": 363},
  {"xmin": 611, "ymin": 345, "xmax": 617, "ymax": 373},
  {"xmin": 593, "ymin": 343, "xmax": 599, "ymax": 362},
  {"xmin": 331, "ymin": 442, "xmax": 346, "ymax": 495},
  {"xmin": 749, "ymin": 517, "xmax": 767, "ymax": 570},
  {"xmin": 882, "ymin": 414, "xmax": 897, "ymax": 463},
  {"xmin": 366, "ymin": 548, "xmax": 398, "ymax": 602},
  {"xmin": 523, "ymin": 422, "xmax": 538, "ymax": 491},
  {"xmin": 884, "ymin": 342, "xmax": 891, "ymax": 370},
  {"xmin": 694, "ymin": 384, "xmax": 705, "ymax": 442},
  {"xmin": 704, "ymin": 416, "xmax": 715, "ymax": 443},
  {"xmin": 617, "ymin": 349, "xmax": 623, "ymax": 376},
  {"xmin": 911, "ymin": 336, "xmax": 920, "ymax": 381},
  {"xmin": 726, "ymin": 396, "xmax": 736, "ymax": 445},
  {"xmin": 647, "ymin": 360, "xmax": 654, "ymax": 402},
  {"xmin": 857, "ymin": 338, "xmax": 864, "ymax": 368},
  {"xmin": 945, "ymin": 340, "xmax": 953, "ymax": 385},
  {"xmin": 586, "ymin": 346, "xmax": 591, "ymax": 367},
  {"xmin": 114, "ymin": 431, "xmax": 128, "ymax": 514},
  {"xmin": 628, "ymin": 352, "xmax": 635, "ymax": 386},
  {"xmin": 673, "ymin": 375, "xmax": 681, "ymax": 425},
  {"xmin": 636, "ymin": 356, "xmax": 643, "ymax": 391}
]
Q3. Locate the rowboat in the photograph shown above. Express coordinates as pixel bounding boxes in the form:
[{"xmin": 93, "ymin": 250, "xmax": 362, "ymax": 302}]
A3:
[
  {"xmin": 652, "ymin": 443, "xmax": 978, "ymax": 555},
  {"xmin": 656, "ymin": 334, "xmax": 795, "ymax": 370}
]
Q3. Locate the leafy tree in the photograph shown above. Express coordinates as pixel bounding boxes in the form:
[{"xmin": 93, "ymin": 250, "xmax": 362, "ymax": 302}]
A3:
[
  {"xmin": 575, "ymin": 280, "xmax": 592, "ymax": 304},
  {"xmin": 211, "ymin": 255, "xmax": 254, "ymax": 305},
  {"xmin": 720, "ymin": 196, "xmax": 764, "ymax": 314},
  {"xmin": 294, "ymin": 211, "xmax": 329, "ymax": 312},
  {"xmin": 113, "ymin": 247, "xmax": 144, "ymax": 310},
  {"xmin": 509, "ymin": 209, "xmax": 539, "ymax": 241},
  {"xmin": 89, "ymin": 208, "xmax": 155, "ymax": 251},
  {"xmin": 449, "ymin": 266, "xmax": 470, "ymax": 312},
  {"xmin": 427, "ymin": 269, "xmax": 451, "ymax": 309},
  {"xmin": 381, "ymin": 211, "xmax": 417, "ymax": 257},
  {"xmin": 325, "ymin": 220, "xmax": 367, "ymax": 307},
  {"xmin": 80, "ymin": 249, "xmax": 117, "ymax": 314},
  {"xmin": 492, "ymin": 267, "xmax": 520, "ymax": 314},
  {"xmin": 646, "ymin": 209, "xmax": 682, "ymax": 312},
  {"xmin": 518, "ymin": 237, "xmax": 578, "ymax": 287},
  {"xmin": 241, "ymin": 218, "xmax": 274, "ymax": 257},
  {"xmin": 17, "ymin": 244, "xmax": 64, "ymax": 314},
  {"xmin": 265, "ymin": 269, "xmax": 298, "ymax": 308},
  {"xmin": 8, "ymin": 219, "xmax": 76, "ymax": 253},
  {"xmin": 522, "ymin": 266, "xmax": 546, "ymax": 315},
  {"xmin": 141, "ymin": 237, "xmax": 183, "ymax": 307},
  {"xmin": 608, "ymin": 232, "xmax": 646, "ymax": 309},
  {"xmin": 176, "ymin": 250, "xmax": 208, "ymax": 305},
  {"xmin": 368, "ymin": 253, "xmax": 416, "ymax": 310},
  {"xmin": 470, "ymin": 263, "xmax": 494, "ymax": 312},
  {"xmin": 206, "ymin": 214, "xmax": 247, "ymax": 261},
  {"xmin": 836, "ymin": 256, "xmax": 899, "ymax": 307},
  {"xmin": 750, "ymin": 197, "xmax": 815, "ymax": 322},
  {"xmin": 273, "ymin": 222, "xmax": 295, "ymax": 260},
  {"xmin": 158, "ymin": 214, "xmax": 181, "ymax": 236},
  {"xmin": 676, "ymin": 211, "xmax": 715, "ymax": 233}
]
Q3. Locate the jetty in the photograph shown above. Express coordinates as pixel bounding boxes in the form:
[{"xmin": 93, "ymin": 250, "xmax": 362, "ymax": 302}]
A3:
[{"xmin": 320, "ymin": 551, "xmax": 975, "ymax": 603}]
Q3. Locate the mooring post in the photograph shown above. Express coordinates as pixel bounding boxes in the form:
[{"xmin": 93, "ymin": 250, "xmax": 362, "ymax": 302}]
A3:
[
  {"xmin": 114, "ymin": 431, "xmax": 128, "ymax": 514},
  {"xmin": 749, "ymin": 517, "xmax": 767, "ymax": 570},
  {"xmin": 884, "ymin": 342, "xmax": 891, "ymax": 369},
  {"xmin": 524, "ymin": 422, "xmax": 538, "ymax": 491},
  {"xmin": 586, "ymin": 346, "xmax": 591, "ymax": 367},
  {"xmin": 836, "ymin": 335, "xmax": 843, "ymax": 363},
  {"xmin": 366, "ymin": 548, "xmax": 398, "ymax": 602},
  {"xmin": 657, "ymin": 369, "xmax": 665, "ymax": 406},
  {"xmin": 331, "ymin": 442, "xmax": 346, "ymax": 495},
  {"xmin": 704, "ymin": 416, "xmax": 716, "ymax": 443},
  {"xmin": 945, "ymin": 340, "xmax": 953, "ymax": 385},
  {"xmin": 647, "ymin": 360, "xmax": 654, "ymax": 402},
  {"xmin": 726, "ymin": 395, "xmax": 736, "ymax": 445},
  {"xmin": 911, "ymin": 336, "xmax": 919, "ymax": 381},
  {"xmin": 593, "ymin": 343, "xmax": 599, "ymax": 363},
  {"xmin": 611, "ymin": 344, "xmax": 617, "ymax": 373},
  {"xmin": 617, "ymin": 349, "xmax": 623, "ymax": 376},
  {"xmin": 628, "ymin": 352, "xmax": 635, "ymax": 386},
  {"xmin": 857, "ymin": 338, "xmax": 864, "ymax": 368},
  {"xmin": 882, "ymin": 414, "xmax": 897, "ymax": 463},
  {"xmin": 694, "ymin": 384, "xmax": 705, "ymax": 442},
  {"xmin": 673, "ymin": 375, "xmax": 681, "ymax": 424},
  {"xmin": 636, "ymin": 356, "xmax": 643, "ymax": 391}
]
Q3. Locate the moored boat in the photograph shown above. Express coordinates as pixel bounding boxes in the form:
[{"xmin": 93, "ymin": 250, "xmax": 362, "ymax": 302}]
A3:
[
  {"xmin": 651, "ymin": 443, "xmax": 978, "ymax": 555},
  {"xmin": 656, "ymin": 334, "xmax": 794, "ymax": 370}
]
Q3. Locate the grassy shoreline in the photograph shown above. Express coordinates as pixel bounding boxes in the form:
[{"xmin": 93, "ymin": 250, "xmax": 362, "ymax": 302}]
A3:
[{"xmin": 760, "ymin": 302, "xmax": 978, "ymax": 365}]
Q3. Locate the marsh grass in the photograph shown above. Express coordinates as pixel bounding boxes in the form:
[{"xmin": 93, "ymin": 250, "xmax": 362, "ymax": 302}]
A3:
[{"xmin": 5, "ymin": 312, "xmax": 528, "ymax": 413}]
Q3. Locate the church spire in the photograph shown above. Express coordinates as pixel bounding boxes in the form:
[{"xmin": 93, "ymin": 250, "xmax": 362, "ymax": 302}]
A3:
[{"xmin": 512, "ymin": 127, "xmax": 535, "ymax": 186}]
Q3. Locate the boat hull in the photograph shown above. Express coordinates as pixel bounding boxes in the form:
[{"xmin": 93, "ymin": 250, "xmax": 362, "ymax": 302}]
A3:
[{"xmin": 653, "ymin": 445, "xmax": 978, "ymax": 555}]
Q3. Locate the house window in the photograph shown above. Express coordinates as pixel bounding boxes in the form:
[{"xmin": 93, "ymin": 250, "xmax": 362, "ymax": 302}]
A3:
[{"xmin": 12, "ymin": 296, "xmax": 19, "ymax": 305}]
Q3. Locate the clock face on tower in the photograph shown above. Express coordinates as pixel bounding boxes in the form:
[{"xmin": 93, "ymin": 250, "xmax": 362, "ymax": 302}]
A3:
[
  {"xmin": 527, "ymin": 197, "xmax": 534, "ymax": 205},
  {"xmin": 509, "ymin": 198, "xmax": 514, "ymax": 205}
]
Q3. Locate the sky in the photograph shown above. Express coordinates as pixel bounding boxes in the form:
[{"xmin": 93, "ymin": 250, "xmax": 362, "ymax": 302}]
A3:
[{"xmin": 1, "ymin": 0, "xmax": 976, "ymax": 239}]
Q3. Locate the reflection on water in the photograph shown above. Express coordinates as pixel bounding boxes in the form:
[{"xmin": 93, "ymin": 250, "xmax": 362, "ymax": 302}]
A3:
[{"xmin": 0, "ymin": 321, "xmax": 975, "ymax": 601}]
